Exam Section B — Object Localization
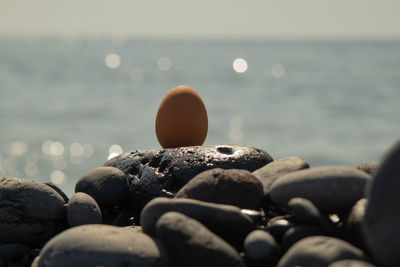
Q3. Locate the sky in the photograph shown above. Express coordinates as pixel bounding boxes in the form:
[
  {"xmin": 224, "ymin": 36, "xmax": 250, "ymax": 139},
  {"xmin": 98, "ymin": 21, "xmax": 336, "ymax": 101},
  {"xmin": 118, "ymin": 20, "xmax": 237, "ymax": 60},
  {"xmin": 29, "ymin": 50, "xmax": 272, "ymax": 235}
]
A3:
[{"xmin": 1, "ymin": 0, "xmax": 400, "ymax": 39}]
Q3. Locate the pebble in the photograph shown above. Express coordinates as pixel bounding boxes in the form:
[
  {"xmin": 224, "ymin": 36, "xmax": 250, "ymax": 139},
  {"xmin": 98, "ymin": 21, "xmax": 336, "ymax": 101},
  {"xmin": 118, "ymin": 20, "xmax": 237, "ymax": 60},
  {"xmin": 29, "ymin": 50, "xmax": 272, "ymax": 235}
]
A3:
[
  {"xmin": 353, "ymin": 161, "xmax": 380, "ymax": 176},
  {"xmin": 44, "ymin": 182, "xmax": 69, "ymax": 203},
  {"xmin": 328, "ymin": 259, "xmax": 376, "ymax": 267},
  {"xmin": 0, "ymin": 177, "xmax": 66, "ymax": 246},
  {"xmin": 37, "ymin": 224, "xmax": 168, "ymax": 267},
  {"xmin": 140, "ymin": 197, "xmax": 254, "ymax": 248},
  {"xmin": 156, "ymin": 211, "xmax": 245, "ymax": 267},
  {"xmin": 266, "ymin": 217, "xmax": 292, "ymax": 242},
  {"xmin": 288, "ymin": 197, "xmax": 321, "ymax": 225},
  {"xmin": 280, "ymin": 225, "xmax": 325, "ymax": 252},
  {"xmin": 66, "ymin": 192, "xmax": 102, "ymax": 227},
  {"xmin": 346, "ymin": 198, "xmax": 367, "ymax": 249},
  {"xmin": 362, "ymin": 139, "xmax": 400, "ymax": 266},
  {"xmin": 288, "ymin": 197, "xmax": 335, "ymax": 233},
  {"xmin": 270, "ymin": 166, "xmax": 371, "ymax": 214},
  {"xmin": 252, "ymin": 156, "xmax": 309, "ymax": 198},
  {"xmin": 244, "ymin": 230, "xmax": 279, "ymax": 265},
  {"xmin": 175, "ymin": 168, "xmax": 264, "ymax": 209},
  {"xmin": 75, "ymin": 166, "xmax": 128, "ymax": 209},
  {"xmin": 103, "ymin": 145, "xmax": 273, "ymax": 210},
  {"xmin": 277, "ymin": 236, "xmax": 367, "ymax": 267}
]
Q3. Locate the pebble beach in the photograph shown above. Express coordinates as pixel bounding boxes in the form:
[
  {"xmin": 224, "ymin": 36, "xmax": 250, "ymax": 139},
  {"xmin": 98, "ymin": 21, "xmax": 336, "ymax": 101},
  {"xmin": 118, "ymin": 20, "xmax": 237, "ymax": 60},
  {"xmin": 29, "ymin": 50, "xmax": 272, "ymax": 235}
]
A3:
[
  {"xmin": 1, "ymin": 140, "xmax": 400, "ymax": 266},
  {"xmin": 1, "ymin": 39, "xmax": 400, "ymax": 267}
]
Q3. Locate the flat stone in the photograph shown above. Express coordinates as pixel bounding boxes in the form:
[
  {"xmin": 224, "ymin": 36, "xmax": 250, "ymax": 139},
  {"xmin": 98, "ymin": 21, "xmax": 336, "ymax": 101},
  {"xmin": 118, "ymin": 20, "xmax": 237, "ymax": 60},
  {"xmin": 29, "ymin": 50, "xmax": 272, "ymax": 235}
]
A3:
[
  {"xmin": 244, "ymin": 230, "xmax": 279, "ymax": 265},
  {"xmin": 156, "ymin": 211, "xmax": 245, "ymax": 267},
  {"xmin": 67, "ymin": 192, "xmax": 102, "ymax": 227},
  {"xmin": 277, "ymin": 236, "xmax": 367, "ymax": 267},
  {"xmin": 0, "ymin": 177, "xmax": 66, "ymax": 245},
  {"xmin": 140, "ymin": 197, "xmax": 254, "ymax": 249},
  {"xmin": 103, "ymin": 145, "xmax": 273, "ymax": 211},
  {"xmin": 252, "ymin": 156, "xmax": 309, "ymax": 198},
  {"xmin": 270, "ymin": 166, "xmax": 371, "ymax": 214},
  {"xmin": 75, "ymin": 166, "xmax": 129, "ymax": 209},
  {"xmin": 362, "ymin": 140, "xmax": 400, "ymax": 267},
  {"xmin": 37, "ymin": 224, "xmax": 168, "ymax": 267},
  {"xmin": 353, "ymin": 162, "xmax": 380, "ymax": 176},
  {"xmin": 328, "ymin": 259, "xmax": 376, "ymax": 267},
  {"xmin": 175, "ymin": 168, "xmax": 263, "ymax": 209}
]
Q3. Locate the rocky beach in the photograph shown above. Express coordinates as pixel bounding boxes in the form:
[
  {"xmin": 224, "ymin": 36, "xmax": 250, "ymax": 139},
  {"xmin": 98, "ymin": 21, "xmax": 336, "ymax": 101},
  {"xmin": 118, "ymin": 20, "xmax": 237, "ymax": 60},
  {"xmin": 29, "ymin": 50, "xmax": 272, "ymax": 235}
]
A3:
[{"xmin": 1, "ymin": 141, "xmax": 400, "ymax": 267}]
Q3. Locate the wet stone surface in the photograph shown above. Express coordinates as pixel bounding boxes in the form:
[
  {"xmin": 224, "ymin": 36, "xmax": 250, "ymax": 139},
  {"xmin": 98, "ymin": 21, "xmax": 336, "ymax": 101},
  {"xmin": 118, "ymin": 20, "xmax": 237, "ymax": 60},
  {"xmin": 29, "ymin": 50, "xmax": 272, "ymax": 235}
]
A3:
[{"xmin": 104, "ymin": 145, "xmax": 273, "ymax": 211}]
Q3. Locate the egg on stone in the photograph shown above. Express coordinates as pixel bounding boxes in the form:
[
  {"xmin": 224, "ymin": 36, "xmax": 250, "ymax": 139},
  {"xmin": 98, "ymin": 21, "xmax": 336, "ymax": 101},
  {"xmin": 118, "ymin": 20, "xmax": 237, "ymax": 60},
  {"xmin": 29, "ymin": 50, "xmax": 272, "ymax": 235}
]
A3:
[{"xmin": 155, "ymin": 85, "xmax": 208, "ymax": 148}]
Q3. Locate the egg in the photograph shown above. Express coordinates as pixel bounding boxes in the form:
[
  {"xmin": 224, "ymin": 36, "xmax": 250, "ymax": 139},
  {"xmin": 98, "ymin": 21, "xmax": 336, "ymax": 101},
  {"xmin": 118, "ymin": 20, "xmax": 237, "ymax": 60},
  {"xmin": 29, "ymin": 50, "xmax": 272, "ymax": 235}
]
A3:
[{"xmin": 155, "ymin": 85, "xmax": 208, "ymax": 148}]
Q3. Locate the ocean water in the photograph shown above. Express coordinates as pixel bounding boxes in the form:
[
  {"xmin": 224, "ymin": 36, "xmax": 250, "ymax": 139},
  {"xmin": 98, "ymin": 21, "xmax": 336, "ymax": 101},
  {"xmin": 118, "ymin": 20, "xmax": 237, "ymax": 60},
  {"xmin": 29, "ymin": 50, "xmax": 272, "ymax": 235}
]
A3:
[{"xmin": 0, "ymin": 38, "xmax": 399, "ymax": 196}]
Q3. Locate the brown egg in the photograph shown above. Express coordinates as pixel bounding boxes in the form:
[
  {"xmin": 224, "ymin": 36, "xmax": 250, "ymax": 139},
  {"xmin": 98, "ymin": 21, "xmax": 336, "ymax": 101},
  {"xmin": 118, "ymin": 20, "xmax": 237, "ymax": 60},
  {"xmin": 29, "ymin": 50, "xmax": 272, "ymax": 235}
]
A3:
[{"xmin": 155, "ymin": 85, "xmax": 208, "ymax": 148}]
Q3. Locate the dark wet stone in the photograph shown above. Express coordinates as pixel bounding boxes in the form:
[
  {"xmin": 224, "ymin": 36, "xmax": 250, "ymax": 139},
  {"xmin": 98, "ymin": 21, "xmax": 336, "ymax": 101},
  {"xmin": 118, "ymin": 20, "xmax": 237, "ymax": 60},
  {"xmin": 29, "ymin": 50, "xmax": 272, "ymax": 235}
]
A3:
[
  {"xmin": 75, "ymin": 166, "xmax": 129, "ymax": 209},
  {"xmin": 328, "ymin": 259, "xmax": 376, "ymax": 267},
  {"xmin": 44, "ymin": 182, "xmax": 69, "ymax": 203},
  {"xmin": 353, "ymin": 162, "xmax": 380, "ymax": 176},
  {"xmin": 252, "ymin": 156, "xmax": 309, "ymax": 198},
  {"xmin": 0, "ymin": 243, "xmax": 30, "ymax": 261},
  {"xmin": 270, "ymin": 166, "xmax": 371, "ymax": 214},
  {"xmin": 67, "ymin": 192, "xmax": 102, "ymax": 227},
  {"xmin": 345, "ymin": 198, "xmax": 367, "ymax": 249},
  {"xmin": 244, "ymin": 230, "xmax": 279, "ymax": 265},
  {"xmin": 362, "ymin": 140, "xmax": 400, "ymax": 267},
  {"xmin": 266, "ymin": 217, "xmax": 291, "ymax": 242},
  {"xmin": 175, "ymin": 168, "xmax": 263, "ymax": 209},
  {"xmin": 156, "ymin": 211, "xmax": 245, "ymax": 267},
  {"xmin": 37, "ymin": 224, "xmax": 168, "ymax": 267},
  {"xmin": 103, "ymin": 145, "xmax": 273, "ymax": 211},
  {"xmin": 141, "ymin": 197, "xmax": 254, "ymax": 249},
  {"xmin": 0, "ymin": 177, "xmax": 66, "ymax": 246},
  {"xmin": 281, "ymin": 225, "xmax": 326, "ymax": 252},
  {"xmin": 277, "ymin": 236, "xmax": 367, "ymax": 267}
]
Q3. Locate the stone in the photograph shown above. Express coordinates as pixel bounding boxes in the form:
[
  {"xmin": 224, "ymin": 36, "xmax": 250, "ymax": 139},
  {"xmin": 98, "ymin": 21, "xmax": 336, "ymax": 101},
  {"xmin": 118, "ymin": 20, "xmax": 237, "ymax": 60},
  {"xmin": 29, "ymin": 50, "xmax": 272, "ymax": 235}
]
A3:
[
  {"xmin": 328, "ymin": 259, "xmax": 376, "ymax": 267},
  {"xmin": 346, "ymin": 198, "xmax": 367, "ymax": 249},
  {"xmin": 353, "ymin": 162, "xmax": 380, "ymax": 176},
  {"xmin": 75, "ymin": 166, "xmax": 129, "ymax": 209},
  {"xmin": 103, "ymin": 145, "xmax": 273, "ymax": 211},
  {"xmin": 280, "ymin": 225, "xmax": 325, "ymax": 252},
  {"xmin": 67, "ymin": 192, "xmax": 102, "ymax": 227},
  {"xmin": 37, "ymin": 224, "xmax": 168, "ymax": 267},
  {"xmin": 0, "ymin": 177, "xmax": 66, "ymax": 246},
  {"xmin": 175, "ymin": 168, "xmax": 264, "ymax": 209},
  {"xmin": 288, "ymin": 197, "xmax": 321, "ymax": 225},
  {"xmin": 288, "ymin": 197, "xmax": 335, "ymax": 233},
  {"xmin": 244, "ymin": 230, "xmax": 279, "ymax": 265},
  {"xmin": 140, "ymin": 197, "xmax": 254, "ymax": 248},
  {"xmin": 156, "ymin": 211, "xmax": 245, "ymax": 267},
  {"xmin": 252, "ymin": 156, "xmax": 309, "ymax": 198},
  {"xmin": 266, "ymin": 217, "xmax": 291, "ymax": 242},
  {"xmin": 362, "ymin": 140, "xmax": 400, "ymax": 267},
  {"xmin": 277, "ymin": 236, "xmax": 367, "ymax": 267},
  {"xmin": 44, "ymin": 182, "xmax": 69, "ymax": 203},
  {"xmin": 270, "ymin": 166, "xmax": 371, "ymax": 214}
]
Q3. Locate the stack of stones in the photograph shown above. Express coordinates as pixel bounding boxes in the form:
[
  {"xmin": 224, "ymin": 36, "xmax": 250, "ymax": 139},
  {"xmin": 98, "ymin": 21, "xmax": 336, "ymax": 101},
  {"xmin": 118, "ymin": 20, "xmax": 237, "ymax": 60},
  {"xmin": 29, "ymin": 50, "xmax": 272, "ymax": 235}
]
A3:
[{"xmin": 0, "ymin": 142, "xmax": 399, "ymax": 266}]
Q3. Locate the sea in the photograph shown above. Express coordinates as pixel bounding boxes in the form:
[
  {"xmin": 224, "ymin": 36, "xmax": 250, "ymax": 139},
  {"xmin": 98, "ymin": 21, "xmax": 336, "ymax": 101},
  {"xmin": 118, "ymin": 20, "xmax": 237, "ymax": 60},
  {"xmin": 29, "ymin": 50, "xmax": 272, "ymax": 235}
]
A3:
[{"xmin": 0, "ymin": 38, "xmax": 399, "ymax": 196}]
